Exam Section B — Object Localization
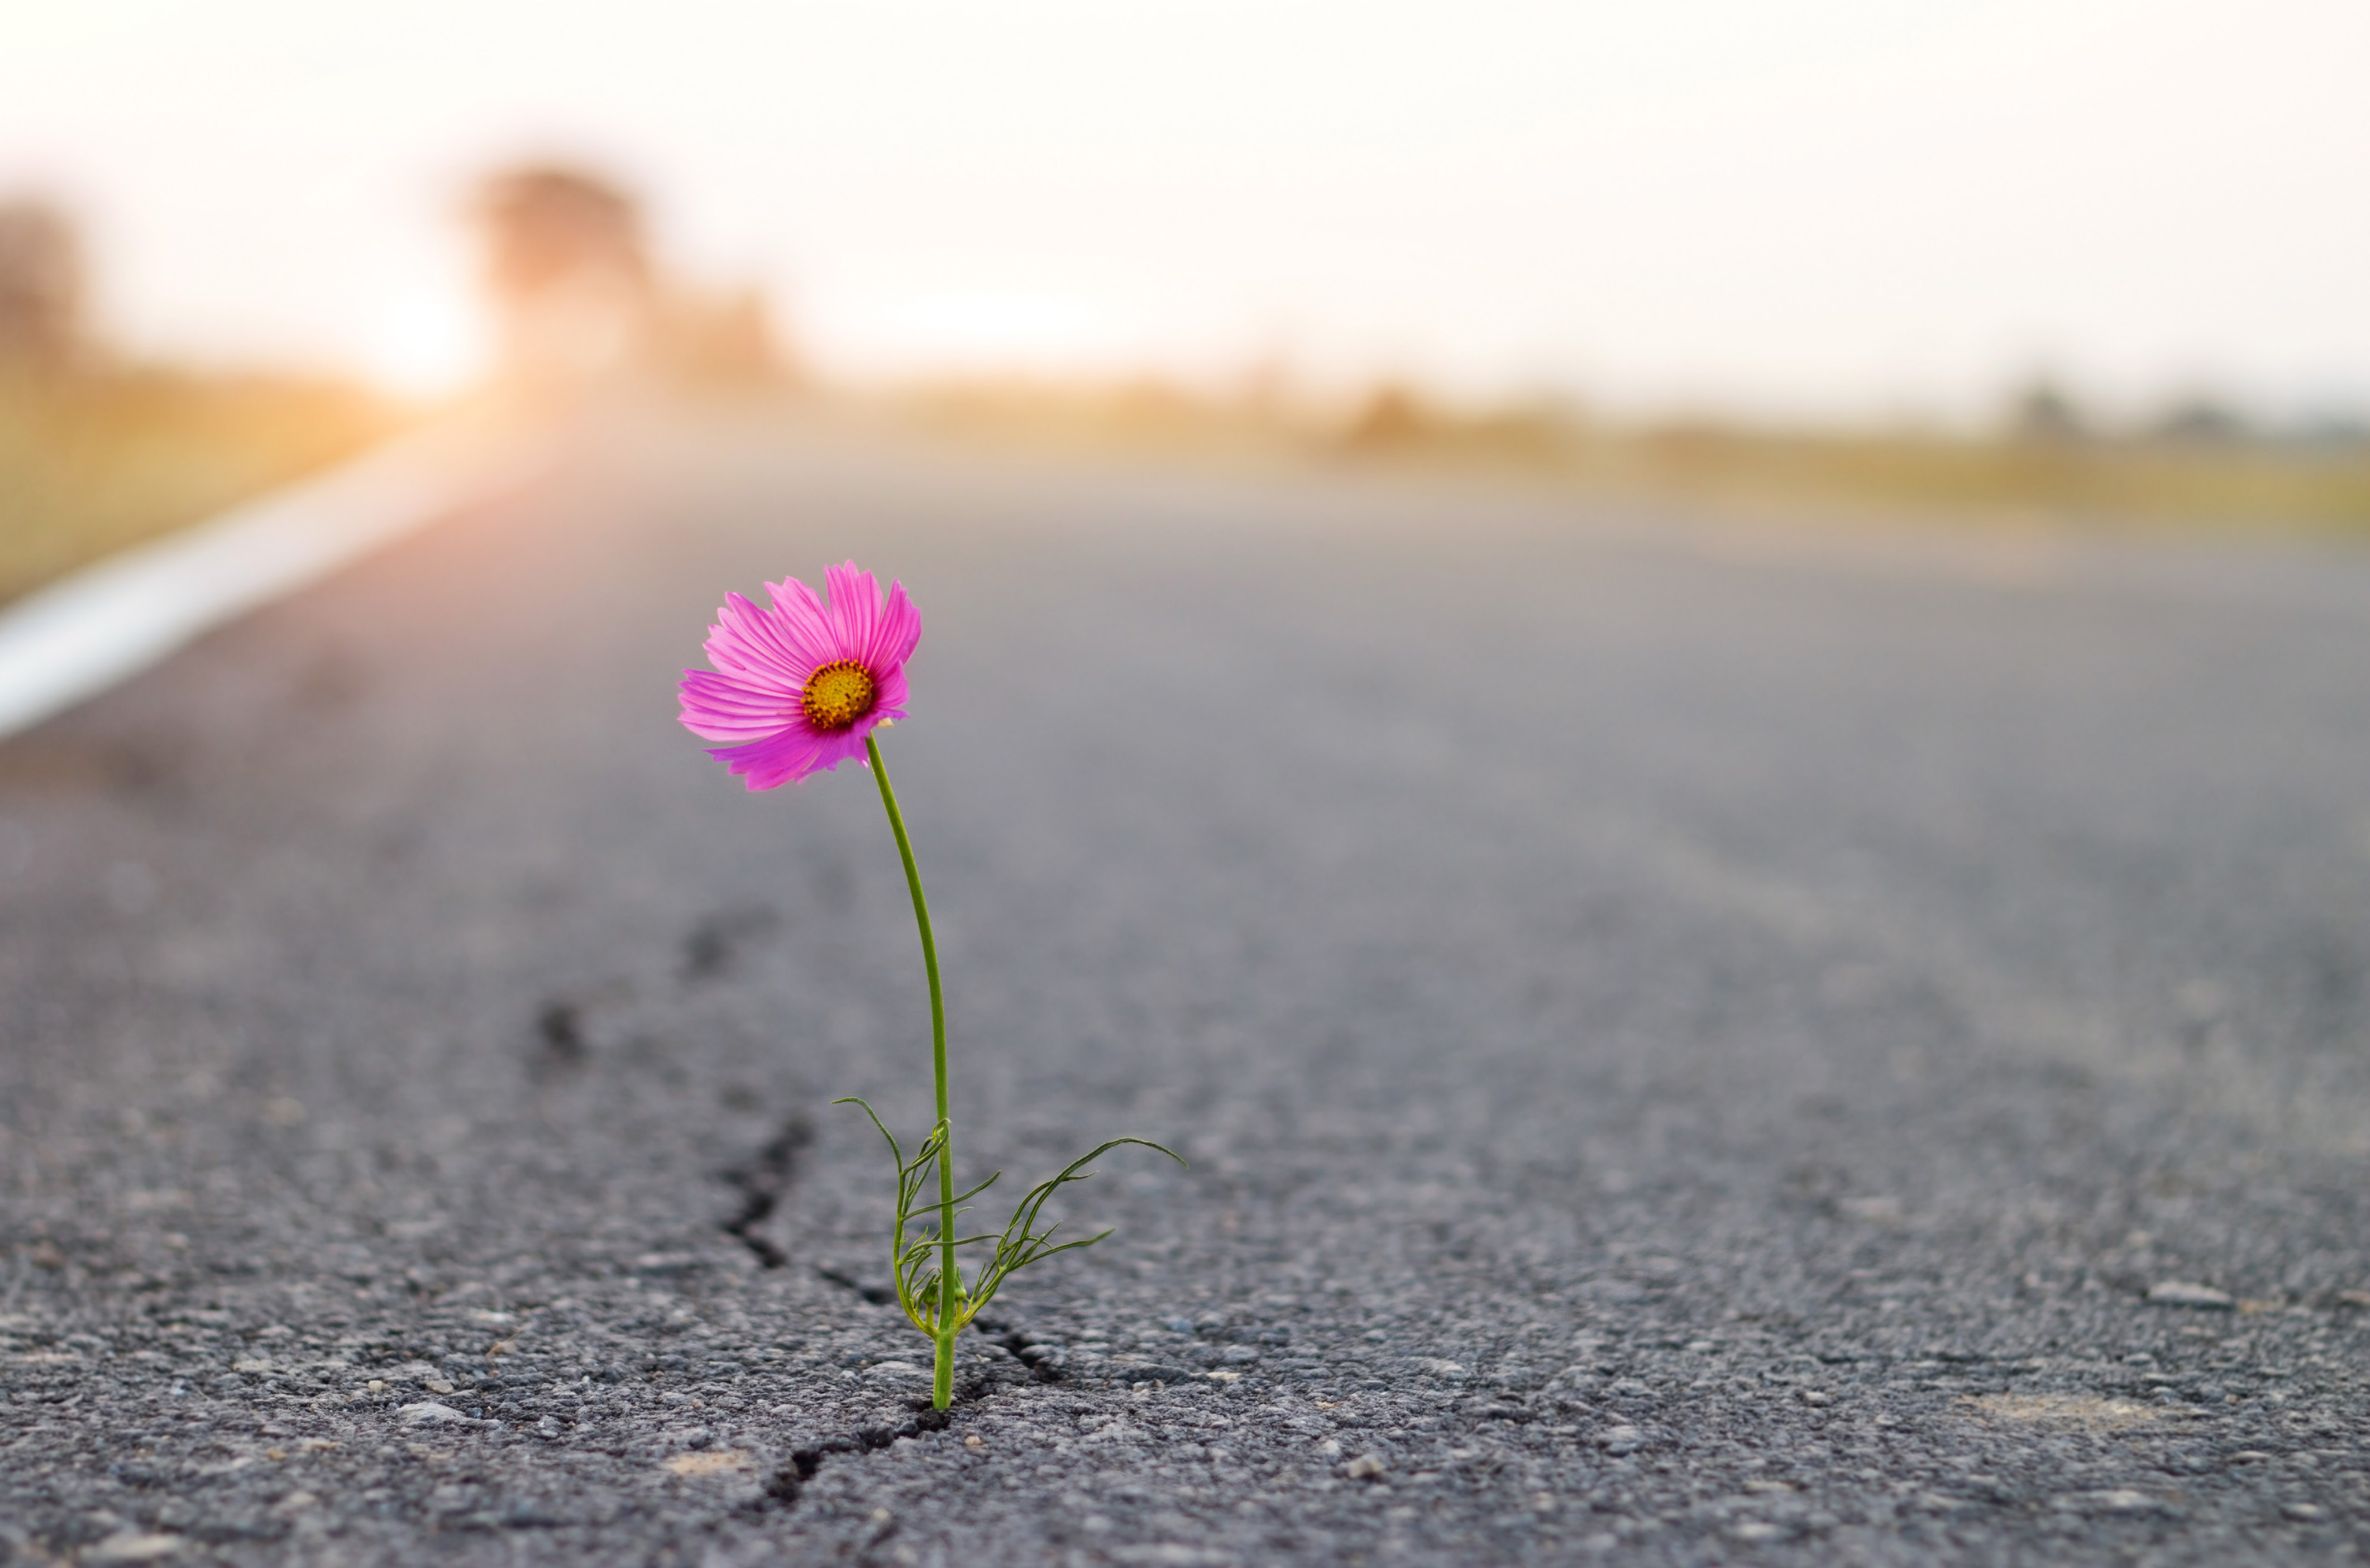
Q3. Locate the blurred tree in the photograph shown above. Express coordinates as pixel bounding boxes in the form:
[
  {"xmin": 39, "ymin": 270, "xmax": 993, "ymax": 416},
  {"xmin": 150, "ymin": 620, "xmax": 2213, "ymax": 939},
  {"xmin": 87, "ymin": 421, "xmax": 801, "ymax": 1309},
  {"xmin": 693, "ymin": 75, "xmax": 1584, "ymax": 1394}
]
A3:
[
  {"xmin": 0, "ymin": 198, "xmax": 86, "ymax": 378},
  {"xmin": 2009, "ymin": 376, "xmax": 2087, "ymax": 443},
  {"xmin": 1343, "ymin": 383, "xmax": 1435, "ymax": 450},
  {"xmin": 2149, "ymin": 394, "xmax": 2249, "ymax": 446},
  {"xmin": 2290, "ymin": 412, "xmax": 2370, "ymax": 451},
  {"xmin": 471, "ymin": 165, "xmax": 656, "ymax": 387},
  {"xmin": 659, "ymin": 285, "xmax": 797, "ymax": 391},
  {"xmin": 471, "ymin": 164, "xmax": 793, "ymax": 396}
]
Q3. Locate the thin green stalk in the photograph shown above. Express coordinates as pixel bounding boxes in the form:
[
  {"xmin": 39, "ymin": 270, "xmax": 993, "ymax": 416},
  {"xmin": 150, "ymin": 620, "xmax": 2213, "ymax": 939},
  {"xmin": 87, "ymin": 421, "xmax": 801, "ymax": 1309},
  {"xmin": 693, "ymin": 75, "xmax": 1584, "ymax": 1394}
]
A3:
[{"xmin": 865, "ymin": 733, "xmax": 958, "ymax": 1409}]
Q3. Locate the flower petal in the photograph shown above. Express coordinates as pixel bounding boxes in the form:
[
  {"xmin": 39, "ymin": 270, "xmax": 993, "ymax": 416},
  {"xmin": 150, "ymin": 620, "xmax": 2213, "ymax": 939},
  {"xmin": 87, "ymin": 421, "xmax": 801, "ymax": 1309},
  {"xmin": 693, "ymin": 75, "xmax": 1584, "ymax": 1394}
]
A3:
[
  {"xmin": 707, "ymin": 725, "xmax": 830, "ymax": 790},
  {"xmin": 806, "ymin": 722, "xmax": 875, "ymax": 775},
  {"xmin": 703, "ymin": 591, "xmax": 820, "ymax": 687},
  {"xmin": 678, "ymin": 668, "xmax": 803, "ymax": 742},
  {"xmin": 823, "ymin": 561, "xmax": 883, "ymax": 667},
  {"xmin": 757, "ymin": 575, "xmax": 839, "ymax": 669},
  {"xmin": 864, "ymin": 663, "xmax": 909, "ymax": 727},
  {"xmin": 868, "ymin": 577, "xmax": 923, "ymax": 672}
]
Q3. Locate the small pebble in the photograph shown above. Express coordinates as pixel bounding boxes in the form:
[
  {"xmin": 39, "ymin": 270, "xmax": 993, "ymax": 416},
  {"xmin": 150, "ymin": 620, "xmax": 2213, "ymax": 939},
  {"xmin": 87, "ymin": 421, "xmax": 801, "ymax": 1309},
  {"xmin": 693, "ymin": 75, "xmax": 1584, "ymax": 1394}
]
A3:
[
  {"xmin": 397, "ymin": 1402, "xmax": 469, "ymax": 1426},
  {"xmin": 2146, "ymin": 1282, "xmax": 2235, "ymax": 1310},
  {"xmin": 1345, "ymin": 1454, "xmax": 1387, "ymax": 1480}
]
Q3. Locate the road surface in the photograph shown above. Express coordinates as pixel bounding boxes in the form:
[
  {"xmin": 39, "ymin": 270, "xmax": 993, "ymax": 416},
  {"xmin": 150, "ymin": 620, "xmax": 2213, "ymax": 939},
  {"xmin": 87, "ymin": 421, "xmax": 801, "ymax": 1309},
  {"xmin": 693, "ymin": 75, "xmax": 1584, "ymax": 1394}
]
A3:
[{"xmin": 5, "ymin": 408, "xmax": 2368, "ymax": 1565}]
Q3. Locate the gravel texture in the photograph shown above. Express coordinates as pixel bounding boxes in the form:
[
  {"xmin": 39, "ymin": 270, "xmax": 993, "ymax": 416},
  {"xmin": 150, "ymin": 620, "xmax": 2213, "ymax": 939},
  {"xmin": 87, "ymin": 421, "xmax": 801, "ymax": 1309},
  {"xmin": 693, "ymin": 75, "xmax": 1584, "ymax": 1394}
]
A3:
[{"xmin": 5, "ymin": 410, "xmax": 2370, "ymax": 1565}]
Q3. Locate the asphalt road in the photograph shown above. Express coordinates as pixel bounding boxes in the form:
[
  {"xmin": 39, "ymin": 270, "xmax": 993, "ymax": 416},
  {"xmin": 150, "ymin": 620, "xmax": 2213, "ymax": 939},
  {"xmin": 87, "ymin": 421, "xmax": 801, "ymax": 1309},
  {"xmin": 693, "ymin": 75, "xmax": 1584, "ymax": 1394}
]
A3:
[{"xmin": 5, "ymin": 408, "xmax": 2369, "ymax": 1566}]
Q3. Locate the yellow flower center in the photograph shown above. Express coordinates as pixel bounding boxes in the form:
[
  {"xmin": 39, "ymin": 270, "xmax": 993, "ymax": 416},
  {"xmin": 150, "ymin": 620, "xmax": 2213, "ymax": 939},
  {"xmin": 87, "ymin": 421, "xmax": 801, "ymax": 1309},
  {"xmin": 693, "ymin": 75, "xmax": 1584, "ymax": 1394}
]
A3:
[{"xmin": 801, "ymin": 659, "xmax": 877, "ymax": 731}]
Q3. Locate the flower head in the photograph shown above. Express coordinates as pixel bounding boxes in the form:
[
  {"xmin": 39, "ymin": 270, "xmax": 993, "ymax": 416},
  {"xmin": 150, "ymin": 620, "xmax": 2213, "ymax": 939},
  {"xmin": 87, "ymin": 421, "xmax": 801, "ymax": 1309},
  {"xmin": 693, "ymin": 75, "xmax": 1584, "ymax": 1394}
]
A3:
[{"xmin": 679, "ymin": 562, "xmax": 921, "ymax": 789}]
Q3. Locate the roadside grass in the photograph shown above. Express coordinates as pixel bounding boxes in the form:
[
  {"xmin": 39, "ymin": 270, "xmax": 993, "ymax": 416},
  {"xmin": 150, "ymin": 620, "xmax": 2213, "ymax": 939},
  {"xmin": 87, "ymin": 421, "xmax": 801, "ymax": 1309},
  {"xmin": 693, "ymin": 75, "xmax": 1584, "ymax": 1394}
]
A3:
[
  {"xmin": 0, "ymin": 369, "xmax": 401, "ymax": 607},
  {"xmin": 891, "ymin": 380, "xmax": 2370, "ymax": 539},
  {"xmin": 1579, "ymin": 425, "xmax": 2370, "ymax": 536}
]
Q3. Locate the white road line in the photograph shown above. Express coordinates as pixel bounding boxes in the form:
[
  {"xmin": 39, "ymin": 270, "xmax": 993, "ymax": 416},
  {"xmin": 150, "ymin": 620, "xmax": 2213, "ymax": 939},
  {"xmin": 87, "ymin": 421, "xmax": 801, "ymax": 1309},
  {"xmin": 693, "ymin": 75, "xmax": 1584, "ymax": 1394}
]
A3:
[{"xmin": 0, "ymin": 415, "xmax": 549, "ymax": 739}]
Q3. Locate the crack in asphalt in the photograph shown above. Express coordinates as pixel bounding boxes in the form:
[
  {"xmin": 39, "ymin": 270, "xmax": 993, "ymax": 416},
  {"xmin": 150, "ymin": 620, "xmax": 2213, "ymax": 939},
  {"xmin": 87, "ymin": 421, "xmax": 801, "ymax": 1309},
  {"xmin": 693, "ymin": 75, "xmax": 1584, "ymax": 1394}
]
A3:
[
  {"xmin": 815, "ymin": 1279, "xmax": 1066, "ymax": 1393},
  {"xmin": 811, "ymin": 1268, "xmax": 1068, "ymax": 1383},
  {"xmin": 971, "ymin": 1316, "xmax": 1068, "ymax": 1382},
  {"xmin": 814, "ymin": 1264, "xmax": 899, "ymax": 1306},
  {"xmin": 718, "ymin": 1116, "xmax": 812, "ymax": 1269},
  {"xmin": 680, "ymin": 904, "xmax": 779, "ymax": 983},
  {"xmin": 749, "ymin": 1340, "xmax": 1063, "ymax": 1517},
  {"xmin": 757, "ymin": 1404, "xmax": 956, "ymax": 1513},
  {"xmin": 714, "ymin": 1122, "xmax": 1069, "ymax": 1515},
  {"xmin": 532, "ymin": 999, "xmax": 587, "ymax": 1074}
]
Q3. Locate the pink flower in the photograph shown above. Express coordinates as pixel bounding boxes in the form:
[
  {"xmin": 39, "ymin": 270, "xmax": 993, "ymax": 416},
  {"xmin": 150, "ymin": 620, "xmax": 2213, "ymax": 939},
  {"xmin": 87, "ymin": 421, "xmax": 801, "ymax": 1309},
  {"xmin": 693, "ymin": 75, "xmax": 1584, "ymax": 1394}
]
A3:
[{"xmin": 678, "ymin": 562, "xmax": 922, "ymax": 789}]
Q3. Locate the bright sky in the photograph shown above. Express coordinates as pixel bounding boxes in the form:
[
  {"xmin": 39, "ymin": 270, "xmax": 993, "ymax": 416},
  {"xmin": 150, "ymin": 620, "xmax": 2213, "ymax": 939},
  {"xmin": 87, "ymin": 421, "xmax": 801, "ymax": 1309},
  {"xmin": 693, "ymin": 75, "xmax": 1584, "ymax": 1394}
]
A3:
[{"xmin": 4, "ymin": 1, "xmax": 2366, "ymax": 420}]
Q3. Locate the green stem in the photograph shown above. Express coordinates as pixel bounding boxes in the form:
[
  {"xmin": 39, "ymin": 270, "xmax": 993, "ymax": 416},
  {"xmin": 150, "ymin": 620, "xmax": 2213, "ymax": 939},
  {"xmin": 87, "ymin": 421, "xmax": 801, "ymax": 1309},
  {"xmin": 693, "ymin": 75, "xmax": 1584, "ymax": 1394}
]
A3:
[{"xmin": 866, "ymin": 732, "xmax": 957, "ymax": 1409}]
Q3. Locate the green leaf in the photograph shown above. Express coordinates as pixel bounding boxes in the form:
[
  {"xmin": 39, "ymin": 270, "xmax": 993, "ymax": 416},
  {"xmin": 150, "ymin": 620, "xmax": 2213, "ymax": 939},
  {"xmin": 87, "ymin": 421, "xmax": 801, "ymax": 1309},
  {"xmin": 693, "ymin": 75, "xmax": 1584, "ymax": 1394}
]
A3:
[{"xmin": 832, "ymin": 1097, "xmax": 903, "ymax": 1170}]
